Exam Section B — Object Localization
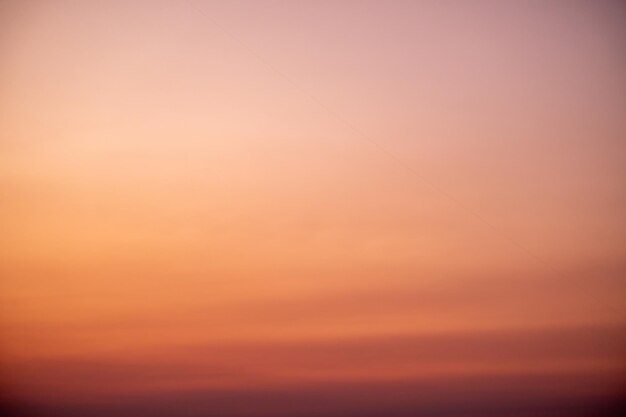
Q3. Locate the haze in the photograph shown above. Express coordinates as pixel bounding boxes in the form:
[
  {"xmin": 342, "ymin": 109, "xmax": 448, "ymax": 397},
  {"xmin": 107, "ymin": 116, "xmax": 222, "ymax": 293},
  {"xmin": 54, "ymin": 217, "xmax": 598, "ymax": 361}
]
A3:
[{"xmin": 1, "ymin": 1, "xmax": 625, "ymax": 416}]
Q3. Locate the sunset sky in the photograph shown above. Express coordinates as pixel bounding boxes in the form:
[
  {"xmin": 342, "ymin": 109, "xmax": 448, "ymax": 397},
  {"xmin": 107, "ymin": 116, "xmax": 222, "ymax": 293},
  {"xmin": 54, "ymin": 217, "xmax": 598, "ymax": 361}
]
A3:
[{"xmin": 1, "ymin": 1, "xmax": 625, "ymax": 416}]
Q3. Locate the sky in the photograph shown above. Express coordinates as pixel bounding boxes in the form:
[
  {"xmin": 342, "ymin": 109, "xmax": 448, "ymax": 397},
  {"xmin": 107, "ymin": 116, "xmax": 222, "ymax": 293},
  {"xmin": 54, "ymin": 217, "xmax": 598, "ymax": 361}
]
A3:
[{"xmin": 1, "ymin": 1, "xmax": 625, "ymax": 416}]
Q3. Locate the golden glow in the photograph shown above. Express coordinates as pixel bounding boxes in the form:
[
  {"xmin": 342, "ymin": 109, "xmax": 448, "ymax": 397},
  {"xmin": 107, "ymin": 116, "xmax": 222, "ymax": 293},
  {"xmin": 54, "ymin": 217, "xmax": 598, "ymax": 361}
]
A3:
[{"xmin": 1, "ymin": 1, "xmax": 625, "ymax": 416}]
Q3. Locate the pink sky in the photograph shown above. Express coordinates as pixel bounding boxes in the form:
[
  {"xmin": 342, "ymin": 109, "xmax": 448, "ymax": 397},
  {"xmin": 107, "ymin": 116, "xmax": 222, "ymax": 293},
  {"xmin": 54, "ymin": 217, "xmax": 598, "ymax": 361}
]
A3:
[{"xmin": 1, "ymin": 1, "xmax": 625, "ymax": 416}]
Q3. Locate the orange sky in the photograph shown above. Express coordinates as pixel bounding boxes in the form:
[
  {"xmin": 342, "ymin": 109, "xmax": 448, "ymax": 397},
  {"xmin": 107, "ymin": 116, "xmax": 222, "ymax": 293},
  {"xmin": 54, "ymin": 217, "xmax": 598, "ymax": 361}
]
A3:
[{"xmin": 1, "ymin": 1, "xmax": 625, "ymax": 416}]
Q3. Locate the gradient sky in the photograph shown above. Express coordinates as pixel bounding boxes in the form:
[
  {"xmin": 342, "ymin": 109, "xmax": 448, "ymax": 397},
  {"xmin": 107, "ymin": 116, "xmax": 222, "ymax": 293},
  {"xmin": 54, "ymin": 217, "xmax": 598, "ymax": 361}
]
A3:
[{"xmin": 1, "ymin": 1, "xmax": 625, "ymax": 416}]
